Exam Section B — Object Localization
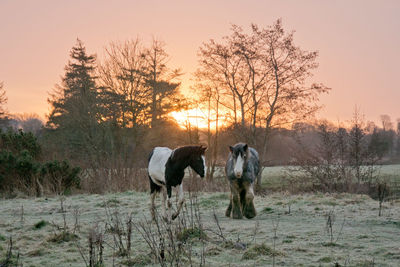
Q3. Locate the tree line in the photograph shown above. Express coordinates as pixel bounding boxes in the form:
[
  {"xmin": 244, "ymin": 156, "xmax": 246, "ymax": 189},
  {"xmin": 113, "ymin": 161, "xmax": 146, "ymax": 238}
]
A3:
[
  {"xmin": 289, "ymin": 110, "xmax": 400, "ymax": 194},
  {"xmin": 44, "ymin": 19, "xmax": 329, "ymax": 187},
  {"xmin": 1, "ymin": 20, "xmax": 398, "ymax": 195}
]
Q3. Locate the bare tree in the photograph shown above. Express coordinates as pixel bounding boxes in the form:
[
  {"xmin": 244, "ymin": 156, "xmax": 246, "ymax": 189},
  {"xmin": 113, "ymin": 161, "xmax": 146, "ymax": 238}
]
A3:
[
  {"xmin": 0, "ymin": 82, "xmax": 7, "ymax": 114},
  {"xmin": 0, "ymin": 82, "xmax": 8, "ymax": 127},
  {"xmin": 380, "ymin": 114, "xmax": 393, "ymax": 131},
  {"xmin": 12, "ymin": 113, "xmax": 43, "ymax": 134},
  {"xmin": 379, "ymin": 114, "xmax": 395, "ymax": 156},
  {"xmin": 250, "ymin": 21, "xmax": 329, "ymax": 171},
  {"xmin": 98, "ymin": 39, "xmax": 149, "ymax": 128},
  {"xmin": 194, "ymin": 60, "xmax": 226, "ymax": 180},
  {"xmin": 396, "ymin": 119, "xmax": 400, "ymax": 158},
  {"xmin": 197, "ymin": 20, "xmax": 329, "ymax": 185}
]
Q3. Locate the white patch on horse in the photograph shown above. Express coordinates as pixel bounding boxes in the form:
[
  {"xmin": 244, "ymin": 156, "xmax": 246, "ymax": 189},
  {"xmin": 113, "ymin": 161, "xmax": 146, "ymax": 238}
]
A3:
[
  {"xmin": 234, "ymin": 154, "xmax": 244, "ymax": 178},
  {"xmin": 148, "ymin": 147, "xmax": 172, "ymax": 185},
  {"xmin": 202, "ymin": 155, "xmax": 206, "ymax": 175},
  {"xmin": 178, "ymin": 184, "xmax": 184, "ymax": 202}
]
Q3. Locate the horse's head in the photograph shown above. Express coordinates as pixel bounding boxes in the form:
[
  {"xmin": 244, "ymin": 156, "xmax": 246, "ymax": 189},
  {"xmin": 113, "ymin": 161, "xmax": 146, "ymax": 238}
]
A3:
[
  {"xmin": 229, "ymin": 143, "xmax": 249, "ymax": 178},
  {"xmin": 189, "ymin": 145, "xmax": 207, "ymax": 178}
]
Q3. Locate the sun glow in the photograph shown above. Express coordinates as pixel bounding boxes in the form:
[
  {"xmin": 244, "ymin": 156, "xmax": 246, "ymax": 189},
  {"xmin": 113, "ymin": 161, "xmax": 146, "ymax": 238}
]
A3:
[
  {"xmin": 170, "ymin": 107, "xmax": 231, "ymax": 130},
  {"xmin": 170, "ymin": 108, "xmax": 209, "ymax": 129}
]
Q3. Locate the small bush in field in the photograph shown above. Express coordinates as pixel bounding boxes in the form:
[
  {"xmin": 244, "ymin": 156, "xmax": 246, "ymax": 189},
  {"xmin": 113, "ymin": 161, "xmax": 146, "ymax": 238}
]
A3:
[
  {"xmin": 177, "ymin": 227, "xmax": 207, "ymax": 242},
  {"xmin": 41, "ymin": 160, "xmax": 81, "ymax": 195},
  {"xmin": 263, "ymin": 207, "xmax": 274, "ymax": 213},
  {"xmin": 318, "ymin": 256, "xmax": 333, "ymax": 263},
  {"xmin": 48, "ymin": 232, "xmax": 78, "ymax": 243},
  {"xmin": 34, "ymin": 220, "xmax": 48, "ymax": 230}
]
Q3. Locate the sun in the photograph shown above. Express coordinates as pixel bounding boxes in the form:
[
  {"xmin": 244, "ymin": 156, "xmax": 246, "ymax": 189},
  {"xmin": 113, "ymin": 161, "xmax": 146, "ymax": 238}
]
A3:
[
  {"xmin": 170, "ymin": 108, "xmax": 209, "ymax": 129},
  {"xmin": 170, "ymin": 107, "xmax": 230, "ymax": 130}
]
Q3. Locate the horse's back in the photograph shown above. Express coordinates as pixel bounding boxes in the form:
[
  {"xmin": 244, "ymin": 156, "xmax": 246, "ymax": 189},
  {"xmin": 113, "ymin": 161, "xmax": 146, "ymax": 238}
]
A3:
[
  {"xmin": 249, "ymin": 147, "xmax": 260, "ymax": 177},
  {"xmin": 148, "ymin": 147, "xmax": 172, "ymax": 183},
  {"xmin": 249, "ymin": 147, "xmax": 259, "ymax": 159}
]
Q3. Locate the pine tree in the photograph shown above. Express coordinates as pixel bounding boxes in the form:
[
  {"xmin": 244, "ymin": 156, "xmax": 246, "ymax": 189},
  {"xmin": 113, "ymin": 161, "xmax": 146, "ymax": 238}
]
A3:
[
  {"xmin": 143, "ymin": 39, "xmax": 185, "ymax": 127},
  {"xmin": 47, "ymin": 39, "xmax": 100, "ymax": 156}
]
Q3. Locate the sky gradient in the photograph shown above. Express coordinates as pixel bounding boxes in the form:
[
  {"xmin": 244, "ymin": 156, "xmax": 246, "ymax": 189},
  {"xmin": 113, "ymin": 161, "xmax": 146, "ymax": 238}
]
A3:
[{"xmin": 1, "ymin": 0, "xmax": 399, "ymax": 125}]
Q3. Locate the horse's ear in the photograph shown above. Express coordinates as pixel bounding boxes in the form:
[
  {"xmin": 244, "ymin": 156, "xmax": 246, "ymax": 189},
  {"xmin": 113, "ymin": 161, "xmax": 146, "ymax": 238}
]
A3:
[
  {"xmin": 243, "ymin": 144, "xmax": 248, "ymax": 151},
  {"xmin": 229, "ymin": 146, "xmax": 233, "ymax": 153},
  {"xmin": 200, "ymin": 145, "xmax": 207, "ymax": 153}
]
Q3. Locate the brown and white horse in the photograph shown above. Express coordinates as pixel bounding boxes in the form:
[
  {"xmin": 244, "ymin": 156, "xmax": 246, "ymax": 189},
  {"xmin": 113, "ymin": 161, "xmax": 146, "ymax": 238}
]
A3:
[{"xmin": 148, "ymin": 145, "xmax": 207, "ymax": 221}]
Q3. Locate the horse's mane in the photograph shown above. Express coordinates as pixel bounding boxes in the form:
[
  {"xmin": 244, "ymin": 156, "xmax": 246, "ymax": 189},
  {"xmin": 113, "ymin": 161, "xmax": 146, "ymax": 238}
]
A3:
[{"xmin": 170, "ymin": 145, "xmax": 204, "ymax": 162}]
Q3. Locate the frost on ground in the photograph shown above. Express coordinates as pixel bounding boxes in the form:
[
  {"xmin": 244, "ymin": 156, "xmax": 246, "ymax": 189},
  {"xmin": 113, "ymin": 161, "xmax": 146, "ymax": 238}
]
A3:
[{"xmin": 0, "ymin": 191, "xmax": 399, "ymax": 266}]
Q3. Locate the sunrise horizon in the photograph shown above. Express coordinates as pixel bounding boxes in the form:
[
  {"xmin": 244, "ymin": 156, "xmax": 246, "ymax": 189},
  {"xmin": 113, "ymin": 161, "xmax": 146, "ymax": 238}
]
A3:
[{"xmin": 1, "ymin": 0, "xmax": 400, "ymax": 128}]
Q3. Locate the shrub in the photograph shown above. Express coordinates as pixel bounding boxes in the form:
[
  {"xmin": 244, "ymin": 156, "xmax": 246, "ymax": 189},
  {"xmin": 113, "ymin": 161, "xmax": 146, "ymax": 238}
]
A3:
[
  {"xmin": 0, "ymin": 149, "xmax": 40, "ymax": 194},
  {"xmin": 0, "ymin": 129, "xmax": 80, "ymax": 196},
  {"xmin": 41, "ymin": 160, "xmax": 81, "ymax": 195},
  {"xmin": 34, "ymin": 220, "xmax": 48, "ymax": 230},
  {"xmin": 0, "ymin": 129, "xmax": 41, "ymax": 159},
  {"xmin": 177, "ymin": 227, "xmax": 207, "ymax": 242}
]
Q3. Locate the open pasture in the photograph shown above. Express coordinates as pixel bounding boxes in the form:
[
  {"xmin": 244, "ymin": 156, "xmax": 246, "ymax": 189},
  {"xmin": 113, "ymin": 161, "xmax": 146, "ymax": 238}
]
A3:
[{"xmin": 1, "ymin": 190, "xmax": 399, "ymax": 266}]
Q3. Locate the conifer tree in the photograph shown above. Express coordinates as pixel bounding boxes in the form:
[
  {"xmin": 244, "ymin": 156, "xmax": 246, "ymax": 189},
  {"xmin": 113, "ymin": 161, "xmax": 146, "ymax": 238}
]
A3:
[{"xmin": 47, "ymin": 39, "xmax": 100, "ymax": 156}]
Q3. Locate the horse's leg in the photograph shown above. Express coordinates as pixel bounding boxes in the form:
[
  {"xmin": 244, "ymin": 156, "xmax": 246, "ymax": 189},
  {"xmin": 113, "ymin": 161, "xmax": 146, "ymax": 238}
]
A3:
[
  {"xmin": 161, "ymin": 187, "xmax": 167, "ymax": 219},
  {"xmin": 240, "ymin": 187, "xmax": 246, "ymax": 211},
  {"xmin": 231, "ymin": 182, "xmax": 243, "ymax": 219},
  {"xmin": 149, "ymin": 175, "xmax": 161, "ymax": 221},
  {"xmin": 150, "ymin": 190, "xmax": 157, "ymax": 221},
  {"xmin": 225, "ymin": 193, "xmax": 232, "ymax": 217},
  {"xmin": 243, "ymin": 182, "xmax": 256, "ymax": 219},
  {"xmin": 172, "ymin": 183, "xmax": 184, "ymax": 220},
  {"xmin": 166, "ymin": 185, "xmax": 173, "ymax": 222}
]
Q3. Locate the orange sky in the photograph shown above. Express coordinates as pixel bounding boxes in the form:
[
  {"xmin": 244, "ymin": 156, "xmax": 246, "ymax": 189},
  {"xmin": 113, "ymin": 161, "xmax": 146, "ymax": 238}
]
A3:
[{"xmin": 1, "ymin": 0, "xmax": 399, "ymax": 126}]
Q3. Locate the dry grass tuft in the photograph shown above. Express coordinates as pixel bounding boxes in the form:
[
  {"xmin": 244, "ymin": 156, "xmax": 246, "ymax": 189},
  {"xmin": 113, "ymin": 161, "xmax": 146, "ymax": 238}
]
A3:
[
  {"xmin": 242, "ymin": 243, "xmax": 285, "ymax": 260},
  {"xmin": 177, "ymin": 227, "xmax": 207, "ymax": 242},
  {"xmin": 48, "ymin": 232, "xmax": 78, "ymax": 243},
  {"xmin": 121, "ymin": 254, "xmax": 152, "ymax": 266}
]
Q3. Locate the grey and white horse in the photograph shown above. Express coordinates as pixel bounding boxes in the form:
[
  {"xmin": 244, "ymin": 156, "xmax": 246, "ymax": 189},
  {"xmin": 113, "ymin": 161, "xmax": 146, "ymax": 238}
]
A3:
[
  {"xmin": 148, "ymin": 145, "xmax": 207, "ymax": 221},
  {"xmin": 225, "ymin": 143, "xmax": 260, "ymax": 219}
]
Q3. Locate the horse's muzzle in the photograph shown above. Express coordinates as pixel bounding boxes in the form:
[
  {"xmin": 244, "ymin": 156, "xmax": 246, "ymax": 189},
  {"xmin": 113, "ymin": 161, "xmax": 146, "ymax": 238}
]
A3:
[{"xmin": 235, "ymin": 172, "xmax": 242, "ymax": 178}]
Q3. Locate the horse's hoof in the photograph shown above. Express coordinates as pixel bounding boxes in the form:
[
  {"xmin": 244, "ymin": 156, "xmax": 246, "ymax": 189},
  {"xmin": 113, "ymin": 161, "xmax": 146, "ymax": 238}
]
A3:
[
  {"xmin": 232, "ymin": 213, "xmax": 243, "ymax": 219},
  {"xmin": 244, "ymin": 204, "xmax": 257, "ymax": 219},
  {"xmin": 244, "ymin": 213, "xmax": 256, "ymax": 219}
]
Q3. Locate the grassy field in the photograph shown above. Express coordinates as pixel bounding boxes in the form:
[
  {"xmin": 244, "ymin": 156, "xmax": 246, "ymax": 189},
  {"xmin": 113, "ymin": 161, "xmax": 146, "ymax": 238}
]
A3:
[
  {"xmin": 1, "ymin": 190, "xmax": 399, "ymax": 266},
  {"xmin": 259, "ymin": 164, "xmax": 400, "ymax": 191}
]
